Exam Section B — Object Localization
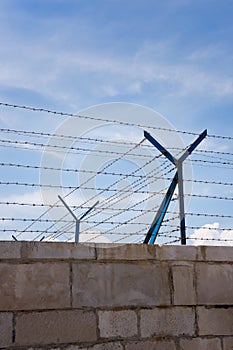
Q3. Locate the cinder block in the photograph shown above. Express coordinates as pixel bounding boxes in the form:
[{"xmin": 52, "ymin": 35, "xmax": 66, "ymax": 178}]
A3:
[
  {"xmin": 125, "ymin": 340, "xmax": 176, "ymax": 350},
  {"xmin": 140, "ymin": 307, "xmax": 195, "ymax": 337},
  {"xmin": 223, "ymin": 337, "xmax": 233, "ymax": 350},
  {"xmin": 172, "ymin": 264, "xmax": 195, "ymax": 305},
  {"xmin": 196, "ymin": 263, "xmax": 233, "ymax": 304},
  {"xmin": 86, "ymin": 342, "xmax": 124, "ymax": 349},
  {"xmin": 96, "ymin": 243, "xmax": 156, "ymax": 260},
  {"xmin": 180, "ymin": 337, "xmax": 222, "ymax": 350},
  {"xmin": 204, "ymin": 246, "xmax": 233, "ymax": 262},
  {"xmin": 31, "ymin": 345, "xmax": 123, "ymax": 350},
  {"xmin": 0, "ymin": 262, "xmax": 70, "ymax": 310},
  {"xmin": 15, "ymin": 310, "xmax": 97, "ymax": 345},
  {"xmin": 197, "ymin": 307, "xmax": 233, "ymax": 336},
  {"xmin": 157, "ymin": 245, "xmax": 197, "ymax": 261},
  {"xmin": 72, "ymin": 262, "xmax": 170, "ymax": 308},
  {"xmin": 0, "ymin": 312, "xmax": 13, "ymax": 347},
  {"xmin": 98, "ymin": 310, "xmax": 137, "ymax": 338},
  {"xmin": 0, "ymin": 241, "xmax": 21, "ymax": 259},
  {"xmin": 19, "ymin": 241, "xmax": 96, "ymax": 260}
]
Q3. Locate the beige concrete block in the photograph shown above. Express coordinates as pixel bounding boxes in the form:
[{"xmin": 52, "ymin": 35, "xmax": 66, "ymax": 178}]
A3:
[
  {"xmin": 96, "ymin": 243, "xmax": 156, "ymax": 260},
  {"xmin": 0, "ymin": 262, "xmax": 70, "ymax": 310},
  {"xmin": 204, "ymin": 246, "xmax": 233, "ymax": 262},
  {"xmin": 0, "ymin": 312, "xmax": 13, "ymax": 347},
  {"xmin": 98, "ymin": 310, "xmax": 137, "ymax": 338},
  {"xmin": 157, "ymin": 245, "xmax": 197, "ymax": 261},
  {"xmin": 197, "ymin": 307, "xmax": 233, "ymax": 336},
  {"xmin": 172, "ymin": 264, "xmax": 195, "ymax": 305},
  {"xmin": 140, "ymin": 307, "xmax": 195, "ymax": 337},
  {"xmin": 196, "ymin": 263, "xmax": 233, "ymax": 304},
  {"xmin": 223, "ymin": 337, "xmax": 233, "ymax": 350},
  {"xmin": 180, "ymin": 338, "xmax": 222, "ymax": 350},
  {"xmin": 0, "ymin": 241, "xmax": 22, "ymax": 259},
  {"xmin": 125, "ymin": 340, "xmax": 176, "ymax": 350},
  {"xmin": 72, "ymin": 262, "xmax": 170, "ymax": 308},
  {"xmin": 15, "ymin": 310, "xmax": 97, "ymax": 345},
  {"xmin": 51, "ymin": 344, "xmax": 123, "ymax": 350},
  {"xmin": 87, "ymin": 342, "xmax": 124, "ymax": 350},
  {"xmin": 19, "ymin": 241, "xmax": 96, "ymax": 260}
]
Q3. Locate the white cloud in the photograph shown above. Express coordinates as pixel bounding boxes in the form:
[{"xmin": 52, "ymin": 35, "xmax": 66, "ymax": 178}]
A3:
[{"xmin": 189, "ymin": 222, "xmax": 233, "ymax": 246}]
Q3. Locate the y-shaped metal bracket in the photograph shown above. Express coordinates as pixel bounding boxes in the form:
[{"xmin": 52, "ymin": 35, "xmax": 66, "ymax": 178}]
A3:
[
  {"xmin": 144, "ymin": 129, "xmax": 207, "ymax": 245},
  {"xmin": 58, "ymin": 195, "xmax": 99, "ymax": 242}
]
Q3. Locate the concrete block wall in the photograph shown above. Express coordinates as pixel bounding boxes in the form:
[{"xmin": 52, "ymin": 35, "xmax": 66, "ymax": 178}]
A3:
[{"xmin": 0, "ymin": 242, "xmax": 232, "ymax": 350}]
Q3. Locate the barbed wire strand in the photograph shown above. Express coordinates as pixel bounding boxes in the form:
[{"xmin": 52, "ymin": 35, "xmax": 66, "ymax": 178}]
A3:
[{"xmin": 0, "ymin": 101, "xmax": 232, "ymax": 140}]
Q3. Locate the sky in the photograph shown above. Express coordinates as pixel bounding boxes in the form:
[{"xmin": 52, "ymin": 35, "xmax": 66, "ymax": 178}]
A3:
[{"xmin": 0, "ymin": 0, "xmax": 232, "ymax": 244}]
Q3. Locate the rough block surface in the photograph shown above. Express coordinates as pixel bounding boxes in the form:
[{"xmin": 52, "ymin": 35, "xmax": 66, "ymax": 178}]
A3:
[
  {"xmin": 172, "ymin": 264, "xmax": 195, "ymax": 305},
  {"xmin": 72, "ymin": 262, "xmax": 170, "ymax": 307},
  {"xmin": 197, "ymin": 307, "xmax": 233, "ymax": 336},
  {"xmin": 98, "ymin": 310, "xmax": 137, "ymax": 338},
  {"xmin": 0, "ymin": 262, "xmax": 70, "ymax": 310},
  {"xmin": 180, "ymin": 337, "xmax": 222, "ymax": 350},
  {"xmin": 0, "ymin": 312, "xmax": 13, "ymax": 347},
  {"xmin": 125, "ymin": 340, "xmax": 176, "ymax": 350},
  {"xmin": 140, "ymin": 307, "xmax": 195, "ymax": 337},
  {"xmin": 196, "ymin": 263, "xmax": 233, "ymax": 304},
  {"xmin": 15, "ymin": 310, "xmax": 97, "ymax": 345}
]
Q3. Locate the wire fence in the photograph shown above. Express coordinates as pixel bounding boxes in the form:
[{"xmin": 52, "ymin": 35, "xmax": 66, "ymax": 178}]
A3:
[{"xmin": 0, "ymin": 102, "xmax": 232, "ymax": 245}]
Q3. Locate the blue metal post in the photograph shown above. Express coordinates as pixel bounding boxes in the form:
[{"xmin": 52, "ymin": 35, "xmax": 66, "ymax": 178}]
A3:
[
  {"xmin": 144, "ymin": 129, "xmax": 207, "ymax": 245},
  {"xmin": 144, "ymin": 172, "xmax": 178, "ymax": 244}
]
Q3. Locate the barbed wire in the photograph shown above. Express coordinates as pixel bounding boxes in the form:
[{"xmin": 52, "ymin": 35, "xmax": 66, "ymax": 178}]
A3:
[
  {"xmin": 48, "ymin": 161, "xmax": 174, "ymax": 241},
  {"xmin": 0, "ymin": 102, "xmax": 232, "ymax": 244},
  {"xmin": 0, "ymin": 176, "xmax": 232, "ymax": 189},
  {"xmin": 0, "ymin": 138, "xmax": 153, "ymax": 159},
  {"xmin": 18, "ymin": 138, "xmax": 149, "ymax": 238},
  {"xmin": 1, "ymin": 101, "xmax": 233, "ymax": 140},
  {"xmin": 1, "ymin": 127, "xmax": 233, "ymax": 161}
]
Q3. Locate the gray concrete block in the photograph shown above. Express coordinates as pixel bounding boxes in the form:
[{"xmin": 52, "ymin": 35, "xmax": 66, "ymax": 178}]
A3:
[
  {"xmin": 204, "ymin": 246, "xmax": 233, "ymax": 262},
  {"xmin": 96, "ymin": 244, "xmax": 156, "ymax": 260},
  {"xmin": 0, "ymin": 262, "xmax": 70, "ymax": 310},
  {"xmin": 196, "ymin": 263, "xmax": 233, "ymax": 304},
  {"xmin": 98, "ymin": 310, "xmax": 137, "ymax": 338},
  {"xmin": 19, "ymin": 241, "xmax": 96, "ymax": 260},
  {"xmin": 125, "ymin": 340, "xmax": 176, "ymax": 350},
  {"xmin": 157, "ymin": 245, "xmax": 197, "ymax": 261},
  {"xmin": 15, "ymin": 310, "xmax": 97, "ymax": 345},
  {"xmin": 223, "ymin": 337, "xmax": 233, "ymax": 350},
  {"xmin": 172, "ymin": 264, "xmax": 195, "ymax": 305},
  {"xmin": 197, "ymin": 307, "xmax": 233, "ymax": 336},
  {"xmin": 0, "ymin": 241, "xmax": 22, "ymax": 259},
  {"xmin": 72, "ymin": 262, "xmax": 170, "ymax": 308},
  {"xmin": 0, "ymin": 312, "xmax": 13, "ymax": 347},
  {"xmin": 180, "ymin": 337, "xmax": 222, "ymax": 350},
  {"xmin": 140, "ymin": 307, "xmax": 195, "ymax": 337}
]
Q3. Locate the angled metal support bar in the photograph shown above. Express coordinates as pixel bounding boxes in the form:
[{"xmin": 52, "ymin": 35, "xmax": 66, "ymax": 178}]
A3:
[
  {"xmin": 144, "ymin": 172, "xmax": 178, "ymax": 244},
  {"xmin": 144, "ymin": 130, "xmax": 176, "ymax": 165},
  {"xmin": 58, "ymin": 195, "xmax": 78, "ymax": 221},
  {"xmin": 179, "ymin": 129, "xmax": 207, "ymax": 163},
  {"xmin": 79, "ymin": 200, "xmax": 99, "ymax": 221}
]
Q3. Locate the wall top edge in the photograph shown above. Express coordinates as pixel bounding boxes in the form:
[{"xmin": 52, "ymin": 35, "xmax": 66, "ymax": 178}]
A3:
[{"xmin": 0, "ymin": 241, "xmax": 232, "ymax": 262}]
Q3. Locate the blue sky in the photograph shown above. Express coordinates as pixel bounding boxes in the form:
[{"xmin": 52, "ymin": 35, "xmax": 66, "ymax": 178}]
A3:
[{"xmin": 0, "ymin": 0, "xmax": 232, "ymax": 244}]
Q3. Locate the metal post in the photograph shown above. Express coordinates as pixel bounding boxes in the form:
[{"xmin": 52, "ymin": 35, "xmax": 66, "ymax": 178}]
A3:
[
  {"xmin": 144, "ymin": 129, "xmax": 207, "ymax": 244},
  {"xmin": 58, "ymin": 195, "xmax": 99, "ymax": 242},
  {"xmin": 144, "ymin": 171, "xmax": 178, "ymax": 244},
  {"xmin": 177, "ymin": 163, "xmax": 186, "ymax": 245}
]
